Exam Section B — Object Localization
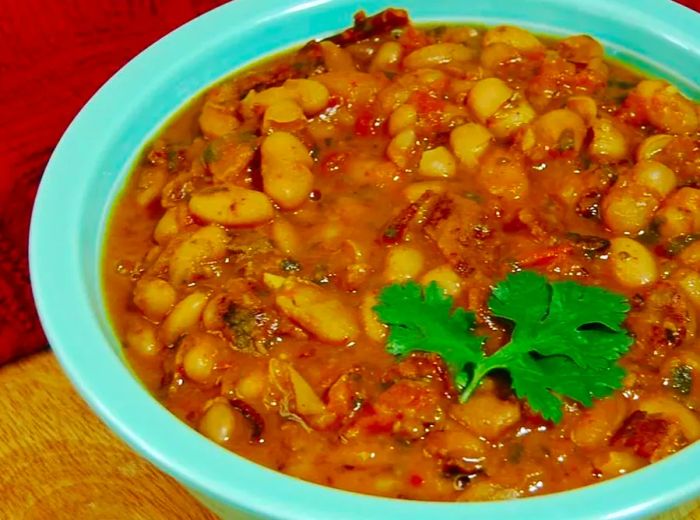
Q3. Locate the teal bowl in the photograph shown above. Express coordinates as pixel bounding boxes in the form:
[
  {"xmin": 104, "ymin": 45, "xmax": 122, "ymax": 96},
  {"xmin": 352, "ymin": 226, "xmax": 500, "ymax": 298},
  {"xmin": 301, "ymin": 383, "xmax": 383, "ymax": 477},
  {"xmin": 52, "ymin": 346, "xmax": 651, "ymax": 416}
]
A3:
[{"xmin": 30, "ymin": 0, "xmax": 700, "ymax": 518}]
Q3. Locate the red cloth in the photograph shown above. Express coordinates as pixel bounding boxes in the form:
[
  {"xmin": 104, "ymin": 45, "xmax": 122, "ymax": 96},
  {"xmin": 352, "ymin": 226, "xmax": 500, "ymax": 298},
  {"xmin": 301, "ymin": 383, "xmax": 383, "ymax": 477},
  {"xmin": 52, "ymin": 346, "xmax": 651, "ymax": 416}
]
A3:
[
  {"xmin": 0, "ymin": 1, "xmax": 697, "ymax": 365},
  {"xmin": 0, "ymin": 0, "xmax": 226, "ymax": 364}
]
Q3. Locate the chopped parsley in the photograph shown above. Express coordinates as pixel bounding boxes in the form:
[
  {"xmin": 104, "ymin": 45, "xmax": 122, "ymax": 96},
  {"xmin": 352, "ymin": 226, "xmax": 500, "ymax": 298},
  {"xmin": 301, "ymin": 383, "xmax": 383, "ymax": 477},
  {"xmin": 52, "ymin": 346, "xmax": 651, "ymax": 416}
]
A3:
[
  {"xmin": 223, "ymin": 304, "xmax": 258, "ymax": 350},
  {"xmin": 670, "ymin": 364, "xmax": 693, "ymax": 396},
  {"xmin": 663, "ymin": 234, "xmax": 700, "ymax": 256},
  {"xmin": 202, "ymin": 143, "xmax": 218, "ymax": 164},
  {"xmin": 280, "ymin": 258, "xmax": 302, "ymax": 273},
  {"xmin": 374, "ymin": 271, "xmax": 633, "ymax": 423},
  {"xmin": 383, "ymin": 226, "xmax": 399, "ymax": 240}
]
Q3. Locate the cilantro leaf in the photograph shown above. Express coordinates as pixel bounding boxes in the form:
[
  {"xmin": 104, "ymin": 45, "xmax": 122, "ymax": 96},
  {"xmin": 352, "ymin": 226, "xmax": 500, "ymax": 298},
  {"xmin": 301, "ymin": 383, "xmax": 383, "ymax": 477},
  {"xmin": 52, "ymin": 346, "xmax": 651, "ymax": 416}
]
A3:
[
  {"xmin": 489, "ymin": 271, "xmax": 631, "ymax": 369},
  {"xmin": 506, "ymin": 355, "xmax": 626, "ymax": 422},
  {"xmin": 374, "ymin": 281, "xmax": 485, "ymax": 388},
  {"xmin": 375, "ymin": 271, "xmax": 633, "ymax": 423}
]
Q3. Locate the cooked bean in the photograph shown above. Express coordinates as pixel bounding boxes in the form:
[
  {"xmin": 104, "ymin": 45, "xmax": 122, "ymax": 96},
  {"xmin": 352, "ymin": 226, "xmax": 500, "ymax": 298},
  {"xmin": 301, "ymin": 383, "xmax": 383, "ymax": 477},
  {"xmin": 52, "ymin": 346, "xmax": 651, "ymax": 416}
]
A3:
[
  {"xmin": 421, "ymin": 264, "xmax": 462, "ymax": 297},
  {"xmin": 315, "ymin": 71, "xmax": 381, "ymax": 106},
  {"xmin": 370, "ymin": 41, "xmax": 402, "ymax": 72},
  {"xmin": 478, "ymin": 147, "xmax": 528, "ymax": 200},
  {"xmin": 241, "ymin": 79, "xmax": 330, "ymax": 117},
  {"xmin": 125, "ymin": 317, "xmax": 163, "ymax": 357},
  {"xmin": 261, "ymin": 131, "xmax": 314, "ymax": 210},
  {"xmin": 199, "ymin": 400, "xmax": 237, "ymax": 444},
  {"xmin": 384, "ymin": 245, "xmax": 425, "ymax": 282},
  {"xmin": 419, "ymin": 146, "xmax": 457, "ymax": 178},
  {"xmin": 632, "ymin": 80, "xmax": 699, "ymax": 133},
  {"xmin": 480, "ymin": 42, "xmax": 519, "ymax": 69},
  {"xmin": 169, "ymin": 225, "xmax": 229, "ymax": 286},
  {"xmin": 180, "ymin": 332, "xmax": 224, "ymax": 383},
  {"xmin": 678, "ymin": 241, "xmax": 700, "ymax": 269},
  {"xmin": 133, "ymin": 277, "xmax": 177, "ymax": 321},
  {"xmin": 271, "ymin": 217, "xmax": 301, "ymax": 256},
  {"xmin": 570, "ymin": 397, "xmax": 627, "ymax": 449},
  {"xmin": 263, "ymin": 99, "xmax": 305, "ymax": 131},
  {"xmin": 602, "ymin": 184, "xmax": 659, "ymax": 234},
  {"xmin": 450, "ymin": 123, "xmax": 493, "ymax": 168},
  {"xmin": 199, "ymin": 101, "xmax": 238, "ymax": 139},
  {"xmin": 235, "ymin": 370, "xmax": 268, "ymax": 401},
  {"xmin": 483, "ymin": 25, "xmax": 544, "ymax": 52},
  {"xmin": 632, "ymin": 160, "xmax": 676, "ymax": 197},
  {"xmin": 529, "ymin": 109, "xmax": 586, "ymax": 156},
  {"xmin": 467, "ymin": 77, "xmax": 514, "ymax": 123},
  {"xmin": 189, "ymin": 186, "xmax": 274, "ymax": 227},
  {"xmin": 388, "ymin": 104, "xmax": 417, "ymax": 136},
  {"xmin": 403, "ymin": 181, "xmax": 448, "ymax": 203},
  {"xmin": 675, "ymin": 269, "xmax": 700, "ymax": 307},
  {"xmin": 450, "ymin": 393, "xmax": 521, "ymax": 441},
  {"xmin": 425, "ymin": 427, "xmax": 486, "ymax": 460},
  {"xmin": 487, "ymin": 96, "xmax": 536, "ymax": 138},
  {"xmin": 558, "ymin": 35, "xmax": 604, "ymax": 63},
  {"xmin": 319, "ymin": 41, "xmax": 356, "ymax": 72},
  {"xmin": 636, "ymin": 134, "xmax": 673, "ymax": 162},
  {"xmin": 264, "ymin": 276, "xmax": 359, "ymax": 343},
  {"xmin": 160, "ymin": 291, "xmax": 208, "ymax": 345},
  {"xmin": 403, "ymin": 43, "xmax": 474, "ymax": 69},
  {"xmin": 135, "ymin": 165, "xmax": 167, "ymax": 208},
  {"xmin": 386, "ymin": 128, "xmax": 416, "ymax": 169},
  {"xmin": 360, "ymin": 292, "xmax": 387, "ymax": 342},
  {"xmin": 657, "ymin": 187, "xmax": 700, "ymax": 238},
  {"xmin": 597, "ymin": 451, "xmax": 645, "ymax": 478},
  {"xmin": 609, "ymin": 237, "xmax": 658, "ymax": 288},
  {"xmin": 566, "ymin": 95, "xmax": 597, "ymax": 124},
  {"xmin": 589, "ymin": 118, "xmax": 628, "ymax": 162},
  {"xmin": 154, "ymin": 205, "xmax": 190, "ymax": 245}
]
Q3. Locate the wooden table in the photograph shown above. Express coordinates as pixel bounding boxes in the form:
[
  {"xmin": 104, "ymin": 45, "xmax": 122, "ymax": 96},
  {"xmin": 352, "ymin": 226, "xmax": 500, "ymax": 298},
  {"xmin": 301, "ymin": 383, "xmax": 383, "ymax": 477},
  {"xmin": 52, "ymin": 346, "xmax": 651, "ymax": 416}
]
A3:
[{"xmin": 0, "ymin": 351, "xmax": 698, "ymax": 519}]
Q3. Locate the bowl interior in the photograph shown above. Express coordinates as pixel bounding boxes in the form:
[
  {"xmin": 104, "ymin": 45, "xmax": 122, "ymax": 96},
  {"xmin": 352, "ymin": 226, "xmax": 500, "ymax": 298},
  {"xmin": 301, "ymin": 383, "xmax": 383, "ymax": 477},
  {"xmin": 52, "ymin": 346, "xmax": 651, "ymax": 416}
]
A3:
[{"xmin": 31, "ymin": 0, "xmax": 700, "ymax": 519}]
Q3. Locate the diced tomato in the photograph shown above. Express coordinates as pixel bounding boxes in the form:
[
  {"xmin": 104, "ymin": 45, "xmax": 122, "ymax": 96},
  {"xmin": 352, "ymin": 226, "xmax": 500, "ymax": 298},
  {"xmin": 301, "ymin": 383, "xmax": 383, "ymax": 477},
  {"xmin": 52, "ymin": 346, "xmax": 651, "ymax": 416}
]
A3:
[
  {"xmin": 409, "ymin": 474, "xmax": 424, "ymax": 487},
  {"xmin": 412, "ymin": 90, "xmax": 445, "ymax": 115},
  {"xmin": 399, "ymin": 25, "xmax": 429, "ymax": 50},
  {"xmin": 320, "ymin": 151, "xmax": 350, "ymax": 175},
  {"xmin": 354, "ymin": 108, "xmax": 377, "ymax": 136},
  {"xmin": 618, "ymin": 92, "xmax": 648, "ymax": 127}
]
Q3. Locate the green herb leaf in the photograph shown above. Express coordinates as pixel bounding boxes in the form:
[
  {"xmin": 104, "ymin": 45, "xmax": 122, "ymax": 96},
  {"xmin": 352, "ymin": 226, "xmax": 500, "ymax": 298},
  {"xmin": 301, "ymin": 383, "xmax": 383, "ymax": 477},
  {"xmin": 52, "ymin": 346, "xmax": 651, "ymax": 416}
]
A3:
[
  {"xmin": 374, "ymin": 281, "xmax": 485, "ymax": 388},
  {"xmin": 375, "ymin": 271, "xmax": 633, "ymax": 423}
]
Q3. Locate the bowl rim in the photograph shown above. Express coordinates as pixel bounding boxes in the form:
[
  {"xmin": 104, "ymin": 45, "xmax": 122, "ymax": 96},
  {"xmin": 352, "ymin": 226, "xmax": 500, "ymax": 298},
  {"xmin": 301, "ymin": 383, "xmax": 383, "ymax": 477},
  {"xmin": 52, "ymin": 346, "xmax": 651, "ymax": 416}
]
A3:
[{"xmin": 30, "ymin": 0, "xmax": 700, "ymax": 519}]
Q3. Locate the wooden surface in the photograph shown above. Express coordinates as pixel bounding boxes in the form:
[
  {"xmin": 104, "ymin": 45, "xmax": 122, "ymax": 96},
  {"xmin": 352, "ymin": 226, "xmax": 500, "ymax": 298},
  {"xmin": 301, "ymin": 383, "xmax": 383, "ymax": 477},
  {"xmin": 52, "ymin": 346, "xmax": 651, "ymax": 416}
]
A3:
[
  {"xmin": 0, "ymin": 351, "xmax": 217, "ymax": 520},
  {"xmin": 0, "ymin": 351, "xmax": 697, "ymax": 519}
]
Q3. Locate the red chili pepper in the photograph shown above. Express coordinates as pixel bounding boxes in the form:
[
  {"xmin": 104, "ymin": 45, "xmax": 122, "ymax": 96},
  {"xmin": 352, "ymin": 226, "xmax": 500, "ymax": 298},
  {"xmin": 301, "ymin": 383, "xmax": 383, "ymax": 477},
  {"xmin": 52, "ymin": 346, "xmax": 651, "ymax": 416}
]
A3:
[{"xmin": 517, "ymin": 245, "xmax": 573, "ymax": 268}]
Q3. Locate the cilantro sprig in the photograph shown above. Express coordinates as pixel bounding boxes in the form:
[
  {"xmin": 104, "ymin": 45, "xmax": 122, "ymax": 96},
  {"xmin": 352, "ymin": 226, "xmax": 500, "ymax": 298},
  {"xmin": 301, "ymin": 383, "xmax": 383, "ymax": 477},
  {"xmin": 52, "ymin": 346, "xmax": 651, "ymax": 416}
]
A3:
[{"xmin": 374, "ymin": 271, "xmax": 633, "ymax": 423}]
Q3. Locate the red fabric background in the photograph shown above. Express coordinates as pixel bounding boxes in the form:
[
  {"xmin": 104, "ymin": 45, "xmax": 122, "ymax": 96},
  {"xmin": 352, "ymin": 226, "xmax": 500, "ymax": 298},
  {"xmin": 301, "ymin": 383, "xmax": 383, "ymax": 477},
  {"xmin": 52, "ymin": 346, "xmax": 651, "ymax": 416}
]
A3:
[
  {"xmin": 0, "ymin": 0, "xmax": 698, "ymax": 365},
  {"xmin": 0, "ymin": 0, "xmax": 227, "ymax": 364}
]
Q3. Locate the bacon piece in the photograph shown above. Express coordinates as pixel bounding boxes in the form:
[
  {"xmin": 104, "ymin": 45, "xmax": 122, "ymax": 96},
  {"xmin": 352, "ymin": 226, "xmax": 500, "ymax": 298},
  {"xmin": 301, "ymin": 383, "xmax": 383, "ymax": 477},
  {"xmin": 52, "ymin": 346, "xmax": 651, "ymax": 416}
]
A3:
[
  {"xmin": 611, "ymin": 410, "xmax": 669, "ymax": 459},
  {"xmin": 380, "ymin": 190, "xmax": 436, "ymax": 244},
  {"xmin": 422, "ymin": 193, "xmax": 490, "ymax": 277}
]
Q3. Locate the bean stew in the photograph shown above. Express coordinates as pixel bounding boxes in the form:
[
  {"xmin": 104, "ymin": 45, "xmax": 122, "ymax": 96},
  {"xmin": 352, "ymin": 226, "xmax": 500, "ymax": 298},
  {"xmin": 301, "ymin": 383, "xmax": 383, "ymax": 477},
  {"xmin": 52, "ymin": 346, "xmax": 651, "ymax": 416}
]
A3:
[{"xmin": 103, "ymin": 9, "xmax": 700, "ymax": 501}]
